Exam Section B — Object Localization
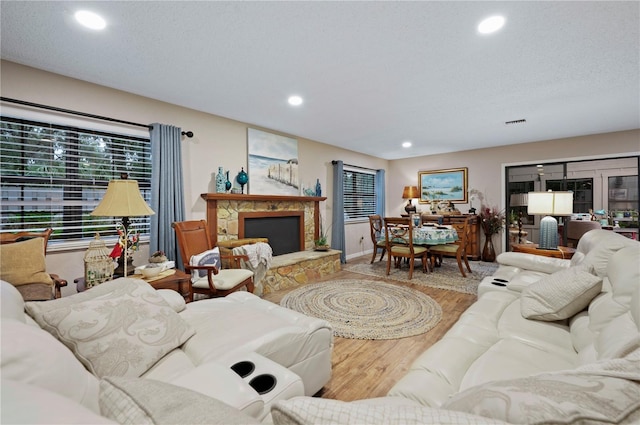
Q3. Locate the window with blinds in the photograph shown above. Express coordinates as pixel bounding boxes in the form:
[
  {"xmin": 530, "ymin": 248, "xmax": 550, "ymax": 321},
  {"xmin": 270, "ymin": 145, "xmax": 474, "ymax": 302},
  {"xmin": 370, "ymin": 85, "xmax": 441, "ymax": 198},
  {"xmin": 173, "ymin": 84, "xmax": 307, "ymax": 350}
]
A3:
[
  {"xmin": 343, "ymin": 168, "xmax": 377, "ymax": 221},
  {"xmin": 0, "ymin": 116, "xmax": 151, "ymax": 242}
]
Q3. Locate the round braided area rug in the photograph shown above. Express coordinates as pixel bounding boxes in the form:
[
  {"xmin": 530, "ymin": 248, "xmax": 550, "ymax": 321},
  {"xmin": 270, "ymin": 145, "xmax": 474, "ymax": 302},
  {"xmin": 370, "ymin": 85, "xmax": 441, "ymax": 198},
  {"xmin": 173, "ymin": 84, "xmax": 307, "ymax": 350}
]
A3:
[{"xmin": 280, "ymin": 279, "xmax": 442, "ymax": 340}]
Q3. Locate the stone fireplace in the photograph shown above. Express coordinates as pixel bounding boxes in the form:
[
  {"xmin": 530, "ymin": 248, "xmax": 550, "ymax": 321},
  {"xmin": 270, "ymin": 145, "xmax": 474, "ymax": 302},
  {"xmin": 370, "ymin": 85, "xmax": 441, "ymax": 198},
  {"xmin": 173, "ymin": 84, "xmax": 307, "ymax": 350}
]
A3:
[
  {"xmin": 201, "ymin": 193, "xmax": 325, "ymax": 250},
  {"xmin": 200, "ymin": 193, "xmax": 341, "ymax": 295}
]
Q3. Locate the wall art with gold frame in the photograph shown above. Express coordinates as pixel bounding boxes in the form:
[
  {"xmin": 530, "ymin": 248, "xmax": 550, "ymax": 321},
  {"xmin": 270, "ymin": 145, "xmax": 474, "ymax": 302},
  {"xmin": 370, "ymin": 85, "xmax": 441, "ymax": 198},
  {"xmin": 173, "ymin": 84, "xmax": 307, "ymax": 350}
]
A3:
[{"xmin": 418, "ymin": 167, "xmax": 468, "ymax": 204}]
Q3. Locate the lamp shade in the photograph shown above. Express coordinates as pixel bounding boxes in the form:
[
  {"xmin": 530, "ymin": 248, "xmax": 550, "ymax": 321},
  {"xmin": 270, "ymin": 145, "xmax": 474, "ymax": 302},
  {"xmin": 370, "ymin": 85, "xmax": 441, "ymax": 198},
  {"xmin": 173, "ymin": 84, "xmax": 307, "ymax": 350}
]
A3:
[
  {"xmin": 527, "ymin": 191, "xmax": 573, "ymax": 216},
  {"xmin": 91, "ymin": 179, "xmax": 155, "ymax": 217},
  {"xmin": 527, "ymin": 191, "xmax": 573, "ymax": 250},
  {"xmin": 402, "ymin": 186, "xmax": 419, "ymax": 199},
  {"xmin": 509, "ymin": 193, "xmax": 528, "ymax": 207}
]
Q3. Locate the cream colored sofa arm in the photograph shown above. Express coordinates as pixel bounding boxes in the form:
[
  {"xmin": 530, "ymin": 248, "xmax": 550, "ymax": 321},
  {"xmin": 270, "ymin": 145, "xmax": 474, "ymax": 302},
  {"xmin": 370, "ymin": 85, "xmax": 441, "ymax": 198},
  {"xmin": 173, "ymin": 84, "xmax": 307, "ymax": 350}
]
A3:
[{"xmin": 497, "ymin": 252, "xmax": 570, "ymax": 274}]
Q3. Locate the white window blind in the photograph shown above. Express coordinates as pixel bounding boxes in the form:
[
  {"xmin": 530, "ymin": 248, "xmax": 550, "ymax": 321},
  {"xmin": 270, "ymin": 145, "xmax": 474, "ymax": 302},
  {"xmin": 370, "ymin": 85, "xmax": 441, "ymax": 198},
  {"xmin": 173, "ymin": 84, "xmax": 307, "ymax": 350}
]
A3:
[
  {"xmin": 343, "ymin": 167, "xmax": 377, "ymax": 221},
  {"xmin": 0, "ymin": 116, "xmax": 151, "ymax": 242}
]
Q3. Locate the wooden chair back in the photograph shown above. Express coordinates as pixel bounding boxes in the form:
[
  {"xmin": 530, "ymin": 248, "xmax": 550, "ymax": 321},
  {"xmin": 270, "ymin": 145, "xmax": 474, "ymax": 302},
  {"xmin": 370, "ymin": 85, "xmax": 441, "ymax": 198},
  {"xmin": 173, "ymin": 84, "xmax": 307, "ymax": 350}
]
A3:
[
  {"xmin": 368, "ymin": 214, "xmax": 386, "ymax": 263},
  {"xmin": 172, "ymin": 220, "xmax": 213, "ymax": 269},
  {"xmin": 383, "ymin": 216, "xmax": 428, "ymax": 279},
  {"xmin": 429, "ymin": 216, "xmax": 472, "ymax": 277}
]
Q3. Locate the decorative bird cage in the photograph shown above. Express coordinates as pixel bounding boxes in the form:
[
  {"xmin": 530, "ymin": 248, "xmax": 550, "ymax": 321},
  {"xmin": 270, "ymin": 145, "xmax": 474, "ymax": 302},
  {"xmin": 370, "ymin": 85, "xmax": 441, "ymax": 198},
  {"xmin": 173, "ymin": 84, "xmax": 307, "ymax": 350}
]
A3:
[{"xmin": 84, "ymin": 233, "xmax": 114, "ymax": 288}]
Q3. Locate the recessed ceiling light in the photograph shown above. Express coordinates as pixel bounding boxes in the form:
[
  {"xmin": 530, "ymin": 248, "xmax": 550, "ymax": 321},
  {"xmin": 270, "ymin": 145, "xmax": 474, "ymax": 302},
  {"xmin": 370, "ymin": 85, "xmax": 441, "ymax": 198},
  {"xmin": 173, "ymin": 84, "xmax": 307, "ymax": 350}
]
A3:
[
  {"xmin": 402, "ymin": 141, "xmax": 412, "ymax": 148},
  {"xmin": 478, "ymin": 15, "xmax": 505, "ymax": 34},
  {"xmin": 75, "ymin": 10, "xmax": 106, "ymax": 30},
  {"xmin": 288, "ymin": 95, "xmax": 303, "ymax": 106}
]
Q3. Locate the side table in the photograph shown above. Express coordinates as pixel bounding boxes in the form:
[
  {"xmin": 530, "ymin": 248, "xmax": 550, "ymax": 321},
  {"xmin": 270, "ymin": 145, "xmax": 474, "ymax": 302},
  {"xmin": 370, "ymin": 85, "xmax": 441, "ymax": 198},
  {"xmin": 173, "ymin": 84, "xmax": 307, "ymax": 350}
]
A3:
[
  {"xmin": 511, "ymin": 243, "xmax": 576, "ymax": 260},
  {"xmin": 75, "ymin": 269, "xmax": 193, "ymax": 302}
]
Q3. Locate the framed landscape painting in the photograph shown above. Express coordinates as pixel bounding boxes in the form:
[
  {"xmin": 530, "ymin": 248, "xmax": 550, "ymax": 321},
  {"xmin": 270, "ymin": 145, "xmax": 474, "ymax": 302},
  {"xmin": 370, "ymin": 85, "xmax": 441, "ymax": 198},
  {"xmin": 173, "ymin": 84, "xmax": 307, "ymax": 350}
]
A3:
[
  {"xmin": 418, "ymin": 167, "xmax": 468, "ymax": 203},
  {"xmin": 247, "ymin": 128, "xmax": 299, "ymax": 196}
]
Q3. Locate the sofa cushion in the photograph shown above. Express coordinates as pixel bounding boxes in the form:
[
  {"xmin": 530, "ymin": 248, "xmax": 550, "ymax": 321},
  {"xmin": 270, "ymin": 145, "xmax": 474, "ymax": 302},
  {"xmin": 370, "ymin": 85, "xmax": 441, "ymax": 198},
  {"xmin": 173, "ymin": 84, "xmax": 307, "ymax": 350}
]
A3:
[
  {"xmin": 1, "ymin": 319, "xmax": 101, "ymax": 413},
  {"xmin": 444, "ymin": 352, "xmax": 640, "ymax": 425},
  {"xmin": 0, "ymin": 237, "xmax": 52, "ymax": 287},
  {"xmin": 2, "ymin": 379, "xmax": 117, "ymax": 425},
  {"xmin": 25, "ymin": 278, "xmax": 195, "ymax": 378},
  {"xmin": 99, "ymin": 377, "xmax": 259, "ymax": 425},
  {"xmin": 520, "ymin": 266, "xmax": 602, "ymax": 321},
  {"xmin": 271, "ymin": 396, "xmax": 508, "ymax": 425}
]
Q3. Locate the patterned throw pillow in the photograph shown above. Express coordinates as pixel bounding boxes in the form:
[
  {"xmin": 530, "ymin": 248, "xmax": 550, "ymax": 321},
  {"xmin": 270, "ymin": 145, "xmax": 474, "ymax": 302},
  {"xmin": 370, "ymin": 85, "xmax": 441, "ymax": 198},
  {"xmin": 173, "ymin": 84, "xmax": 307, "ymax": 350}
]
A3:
[
  {"xmin": 99, "ymin": 377, "xmax": 259, "ymax": 425},
  {"xmin": 520, "ymin": 266, "xmax": 602, "ymax": 321},
  {"xmin": 25, "ymin": 278, "xmax": 195, "ymax": 378},
  {"xmin": 189, "ymin": 248, "xmax": 221, "ymax": 282}
]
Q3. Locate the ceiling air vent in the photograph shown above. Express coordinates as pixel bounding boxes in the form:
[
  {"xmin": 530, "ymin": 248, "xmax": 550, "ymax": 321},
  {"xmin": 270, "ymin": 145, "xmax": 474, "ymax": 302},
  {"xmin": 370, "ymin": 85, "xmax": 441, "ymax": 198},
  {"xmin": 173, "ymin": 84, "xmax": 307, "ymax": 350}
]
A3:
[{"xmin": 505, "ymin": 119, "xmax": 527, "ymax": 125}]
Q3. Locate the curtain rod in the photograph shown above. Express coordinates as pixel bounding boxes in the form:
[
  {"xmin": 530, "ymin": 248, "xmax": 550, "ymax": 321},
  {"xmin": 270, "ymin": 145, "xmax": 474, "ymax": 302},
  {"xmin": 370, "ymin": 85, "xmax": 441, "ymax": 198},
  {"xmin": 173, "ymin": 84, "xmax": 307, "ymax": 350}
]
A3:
[
  {"xmin": 331, "ymin": 160, "xmax": 377, "ymax": 172},
  {"xmin": 0, "ymin": 97, "xmax": 194, "ymax": 137}
]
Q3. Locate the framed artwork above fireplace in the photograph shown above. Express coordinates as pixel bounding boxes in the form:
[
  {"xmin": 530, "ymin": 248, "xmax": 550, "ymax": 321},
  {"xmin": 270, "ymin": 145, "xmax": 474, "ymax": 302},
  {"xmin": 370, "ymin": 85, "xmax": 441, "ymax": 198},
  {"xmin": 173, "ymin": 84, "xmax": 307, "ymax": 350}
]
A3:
[{"xmin": 247, "ymin": 128, "xmax": 299, "ymax": 196}]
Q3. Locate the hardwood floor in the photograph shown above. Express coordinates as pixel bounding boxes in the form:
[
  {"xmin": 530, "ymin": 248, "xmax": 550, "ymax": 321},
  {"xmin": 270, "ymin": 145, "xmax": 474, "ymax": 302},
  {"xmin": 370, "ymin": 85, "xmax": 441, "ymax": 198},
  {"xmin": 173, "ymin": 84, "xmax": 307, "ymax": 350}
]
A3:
[{"xmin": 262, "ymin": 254, "xmax": 477, "ymax": 401}]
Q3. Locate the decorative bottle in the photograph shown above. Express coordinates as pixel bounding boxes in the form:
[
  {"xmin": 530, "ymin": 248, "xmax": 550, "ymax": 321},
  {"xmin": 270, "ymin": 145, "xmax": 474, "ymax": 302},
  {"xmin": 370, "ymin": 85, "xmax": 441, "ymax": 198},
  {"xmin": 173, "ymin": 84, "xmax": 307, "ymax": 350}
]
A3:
[
  {"xmin": 315, "ymin": 179, "xmax": 322, "ymax": 197},
  {"xmin": 236, "ymin": 167, "xmax": 248, "ymax": 194},
  {"xmin": 216, "ymin": 166, "xmax": 226, "ymax": 193},
  {"xmin": 225, "ymin": 171, "xmax": 232, "ymax": 192}
]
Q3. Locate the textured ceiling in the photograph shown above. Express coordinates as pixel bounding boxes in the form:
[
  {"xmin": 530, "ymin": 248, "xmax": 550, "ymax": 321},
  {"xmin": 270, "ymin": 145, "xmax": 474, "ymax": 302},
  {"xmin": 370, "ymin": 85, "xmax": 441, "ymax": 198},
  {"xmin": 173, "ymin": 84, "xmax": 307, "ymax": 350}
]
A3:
[{"xmin": 1, "ymin": 1, "xmax": 638, "ymax": 160}]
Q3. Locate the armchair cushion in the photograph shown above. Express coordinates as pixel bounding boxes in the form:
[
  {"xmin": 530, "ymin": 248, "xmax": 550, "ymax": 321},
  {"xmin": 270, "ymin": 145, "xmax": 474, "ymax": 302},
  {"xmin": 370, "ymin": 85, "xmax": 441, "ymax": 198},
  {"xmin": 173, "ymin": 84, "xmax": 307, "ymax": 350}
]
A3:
[
  {"xmin": 520, "ymin": 266, "xmax": 602, "ymax": 321},
  {"xmin": 99, "ymin": 376, "xmax": 259, "ymax": 425},
  {"xmin": 190, "ymin": 247, "xmax": 221, "ymax": 281},
  {"xmin": 0, "ymin": 237, "xmax": 52, "ymax": 287},
  {"xmin": 192, "ymin": 268, "xmax": 254, "ymax": 291},
  {"xmin": 25, "ymin": 278, "xmax": 195, "ymax": 378}
]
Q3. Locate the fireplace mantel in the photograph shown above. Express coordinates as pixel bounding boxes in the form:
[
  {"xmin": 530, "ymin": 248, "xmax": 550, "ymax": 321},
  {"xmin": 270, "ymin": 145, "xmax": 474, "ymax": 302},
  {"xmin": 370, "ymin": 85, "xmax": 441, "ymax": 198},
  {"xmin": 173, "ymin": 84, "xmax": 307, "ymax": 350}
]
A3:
[{"xmin": 201, "ymin": 193, "xmax": 327, "ymax": 248}]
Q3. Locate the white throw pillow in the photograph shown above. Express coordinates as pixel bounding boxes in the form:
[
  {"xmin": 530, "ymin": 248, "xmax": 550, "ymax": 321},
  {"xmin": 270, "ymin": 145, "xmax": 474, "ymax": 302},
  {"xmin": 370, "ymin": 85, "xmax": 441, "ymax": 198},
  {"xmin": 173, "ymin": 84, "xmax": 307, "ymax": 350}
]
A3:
[
  {"xmin": 25, "ymin": 278, "xmax": 195, "ymax": 378},
  {"xmin": 271, "ymin": 397, "xmax": 508, "ymax": 425},
  {"xmin": 443, "ymin": 365, "xmax": 640, "ymax": 424},
  {"xmin": 189, "ymin": 248, "xmax": 221, "ymax": 283},
  {"xmin": 520, "ymin": 266, "xmax": 602, "ymax": 321},
  {"xmin": 99, "ymin": 377, "xmax": 259, "ymax": 425}
]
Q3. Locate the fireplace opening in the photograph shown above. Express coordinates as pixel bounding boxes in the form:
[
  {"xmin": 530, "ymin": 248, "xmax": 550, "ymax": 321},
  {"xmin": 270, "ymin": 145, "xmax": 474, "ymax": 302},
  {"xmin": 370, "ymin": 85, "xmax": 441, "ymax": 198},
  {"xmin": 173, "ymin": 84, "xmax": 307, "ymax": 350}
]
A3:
[{"xmin": 240, "ymin": 212, "xmax": 304, "ymax": 256}]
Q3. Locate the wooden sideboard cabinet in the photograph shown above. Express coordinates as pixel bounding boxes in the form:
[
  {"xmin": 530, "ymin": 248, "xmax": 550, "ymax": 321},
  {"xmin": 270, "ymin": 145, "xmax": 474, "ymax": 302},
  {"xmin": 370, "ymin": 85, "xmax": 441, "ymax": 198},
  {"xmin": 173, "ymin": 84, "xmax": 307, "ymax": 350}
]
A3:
[{"xmin": 421, "ymin": 213, "xmax": 481, "ymax": 260}]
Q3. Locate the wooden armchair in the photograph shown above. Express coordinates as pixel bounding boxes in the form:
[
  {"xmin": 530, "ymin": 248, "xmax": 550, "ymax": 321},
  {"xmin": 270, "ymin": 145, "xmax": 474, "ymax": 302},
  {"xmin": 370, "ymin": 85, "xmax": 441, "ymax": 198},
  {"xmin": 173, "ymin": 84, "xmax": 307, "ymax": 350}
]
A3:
[
  {"xmin": 0, "ymin": 228, "xmax": 67, "ymax": 300},
  {"xmin": 172, "ymin": 220, "xmax": 254, "ymax": 298},
  {"xmin": 384, "ymin": 217, "xmax": 429, "ymax": 280}
]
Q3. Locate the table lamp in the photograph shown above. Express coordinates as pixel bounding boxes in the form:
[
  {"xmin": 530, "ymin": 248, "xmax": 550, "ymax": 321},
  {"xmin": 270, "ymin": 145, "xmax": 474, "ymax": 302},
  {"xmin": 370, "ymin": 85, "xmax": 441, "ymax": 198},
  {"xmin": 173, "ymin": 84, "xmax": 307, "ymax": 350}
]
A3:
[
  {"xmin": 402, "ymin": 185, "xmax": 419, "ymax": 214},
  {"xmin": 91, "ymin": 173, "xmax": 155, "ymax": 276},
  {"xmin": 527, "ymin": 191, "xmax": 573, "ymax": 250}
]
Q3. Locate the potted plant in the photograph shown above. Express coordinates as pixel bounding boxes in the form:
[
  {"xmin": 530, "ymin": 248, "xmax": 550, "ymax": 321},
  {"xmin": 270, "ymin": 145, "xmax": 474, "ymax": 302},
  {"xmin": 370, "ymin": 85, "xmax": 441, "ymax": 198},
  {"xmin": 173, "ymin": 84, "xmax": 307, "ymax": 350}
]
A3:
[{"xmin": 315, "ymin": 215, "xmax": 331, "ymax": 251}]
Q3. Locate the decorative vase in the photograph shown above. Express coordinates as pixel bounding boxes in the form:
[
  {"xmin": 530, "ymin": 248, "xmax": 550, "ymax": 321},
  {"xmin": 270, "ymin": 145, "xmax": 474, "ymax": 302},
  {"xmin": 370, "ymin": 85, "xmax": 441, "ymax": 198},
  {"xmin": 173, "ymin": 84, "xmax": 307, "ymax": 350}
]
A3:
[
  {"xmin": 315, "ymin": 179, "xmax": 322, "ymax": 197},
  {"xmin": 482, "ymin": 233, "xmax": 496, "ymax": 262},
  {"xmin": 236, "ymin": 167, "xmax": 248, "ymax": 194},
  {"xmin": 225, "ymin": 171, "xmax": 232, "ymax": 191},
  {"xmin": 215, "ymin": 166, "xmax": 226, "ymax": 193}
]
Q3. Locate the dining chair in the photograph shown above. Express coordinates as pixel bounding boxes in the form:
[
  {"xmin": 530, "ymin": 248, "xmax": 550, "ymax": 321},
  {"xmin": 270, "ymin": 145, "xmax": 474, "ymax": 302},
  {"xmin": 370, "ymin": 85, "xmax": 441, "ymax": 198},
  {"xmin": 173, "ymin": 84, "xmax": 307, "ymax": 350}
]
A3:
[
  {"xmin": 368, "ymin": 214, "xmax": 386, "ymax": 264},
  {"xmin": 173, "ymin": 220, "xmax": 254, "ymax": 297},
  {"xmin": 0, "ymin": 228, "xmax": 68, "ymax": 300},
  {"xmin": 383, "ymin": 217, "xmax": 429, "ymax": 279},
  {"xmin": 428, "ymin": 216, "xmax": 472, "ymax": 277}
]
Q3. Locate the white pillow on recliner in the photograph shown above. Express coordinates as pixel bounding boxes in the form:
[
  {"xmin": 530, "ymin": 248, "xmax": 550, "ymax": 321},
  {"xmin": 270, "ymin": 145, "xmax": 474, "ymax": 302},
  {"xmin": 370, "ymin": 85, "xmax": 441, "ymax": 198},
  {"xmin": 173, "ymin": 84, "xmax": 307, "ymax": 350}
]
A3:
[{"xmin": 520, "ymin": 266, "xmax": 602, "ymax": 321}]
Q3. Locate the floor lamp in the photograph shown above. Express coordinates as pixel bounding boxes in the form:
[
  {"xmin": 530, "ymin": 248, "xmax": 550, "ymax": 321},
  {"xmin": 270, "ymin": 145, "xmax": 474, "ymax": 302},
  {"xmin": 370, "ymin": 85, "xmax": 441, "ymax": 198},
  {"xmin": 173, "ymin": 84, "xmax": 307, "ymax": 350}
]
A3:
[
  {"xmin": 527, "ymin": 191, "xmax": 573, "ymax": 250},
  {"xmin": 90, "ymin": 174, "xmax": 155, "ymax": 277}
]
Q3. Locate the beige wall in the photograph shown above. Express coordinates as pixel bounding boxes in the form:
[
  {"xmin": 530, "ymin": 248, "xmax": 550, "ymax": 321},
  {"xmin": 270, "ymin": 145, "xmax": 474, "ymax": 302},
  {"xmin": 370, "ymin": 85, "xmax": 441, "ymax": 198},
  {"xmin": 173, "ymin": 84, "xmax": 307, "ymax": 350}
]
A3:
[{"xmin": 1, "ymin": 60, "xmax": 638, "ymax": 291}]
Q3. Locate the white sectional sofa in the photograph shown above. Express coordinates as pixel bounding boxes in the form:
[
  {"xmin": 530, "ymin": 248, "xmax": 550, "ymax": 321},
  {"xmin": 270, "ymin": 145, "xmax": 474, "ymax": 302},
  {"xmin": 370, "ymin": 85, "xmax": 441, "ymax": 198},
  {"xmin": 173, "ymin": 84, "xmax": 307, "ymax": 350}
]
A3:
[
  {"xmin": 1, "ymin": 278, "xmax": 333, "ymax": 424},
  {"xmin": 271, "ymin": 229, "xmax": 640, "ymax": 424}
]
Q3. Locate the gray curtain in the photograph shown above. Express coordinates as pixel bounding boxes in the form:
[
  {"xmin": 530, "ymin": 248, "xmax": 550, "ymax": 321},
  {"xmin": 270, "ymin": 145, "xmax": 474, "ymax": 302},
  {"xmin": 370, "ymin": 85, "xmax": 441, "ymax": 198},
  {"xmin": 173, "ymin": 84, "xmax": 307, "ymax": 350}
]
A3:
[
  {"xmin": 149, "ymin": 124, "xmax": 185, "ymax": 266},
  {"xmin": 375, "ymin": 169, "xmax": 385, "ymax": 217},
  {"xmin": 331, "ymin": 160, "xmax": 346, "ymax": 263}
]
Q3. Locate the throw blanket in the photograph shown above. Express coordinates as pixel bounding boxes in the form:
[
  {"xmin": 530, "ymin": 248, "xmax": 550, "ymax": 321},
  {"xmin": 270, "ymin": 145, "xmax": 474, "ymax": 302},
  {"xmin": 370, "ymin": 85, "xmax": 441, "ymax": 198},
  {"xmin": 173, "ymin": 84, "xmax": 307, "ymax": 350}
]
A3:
[{"xmin": 232, "ymin": 242, "xmax": 273, "ymax": 297}]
